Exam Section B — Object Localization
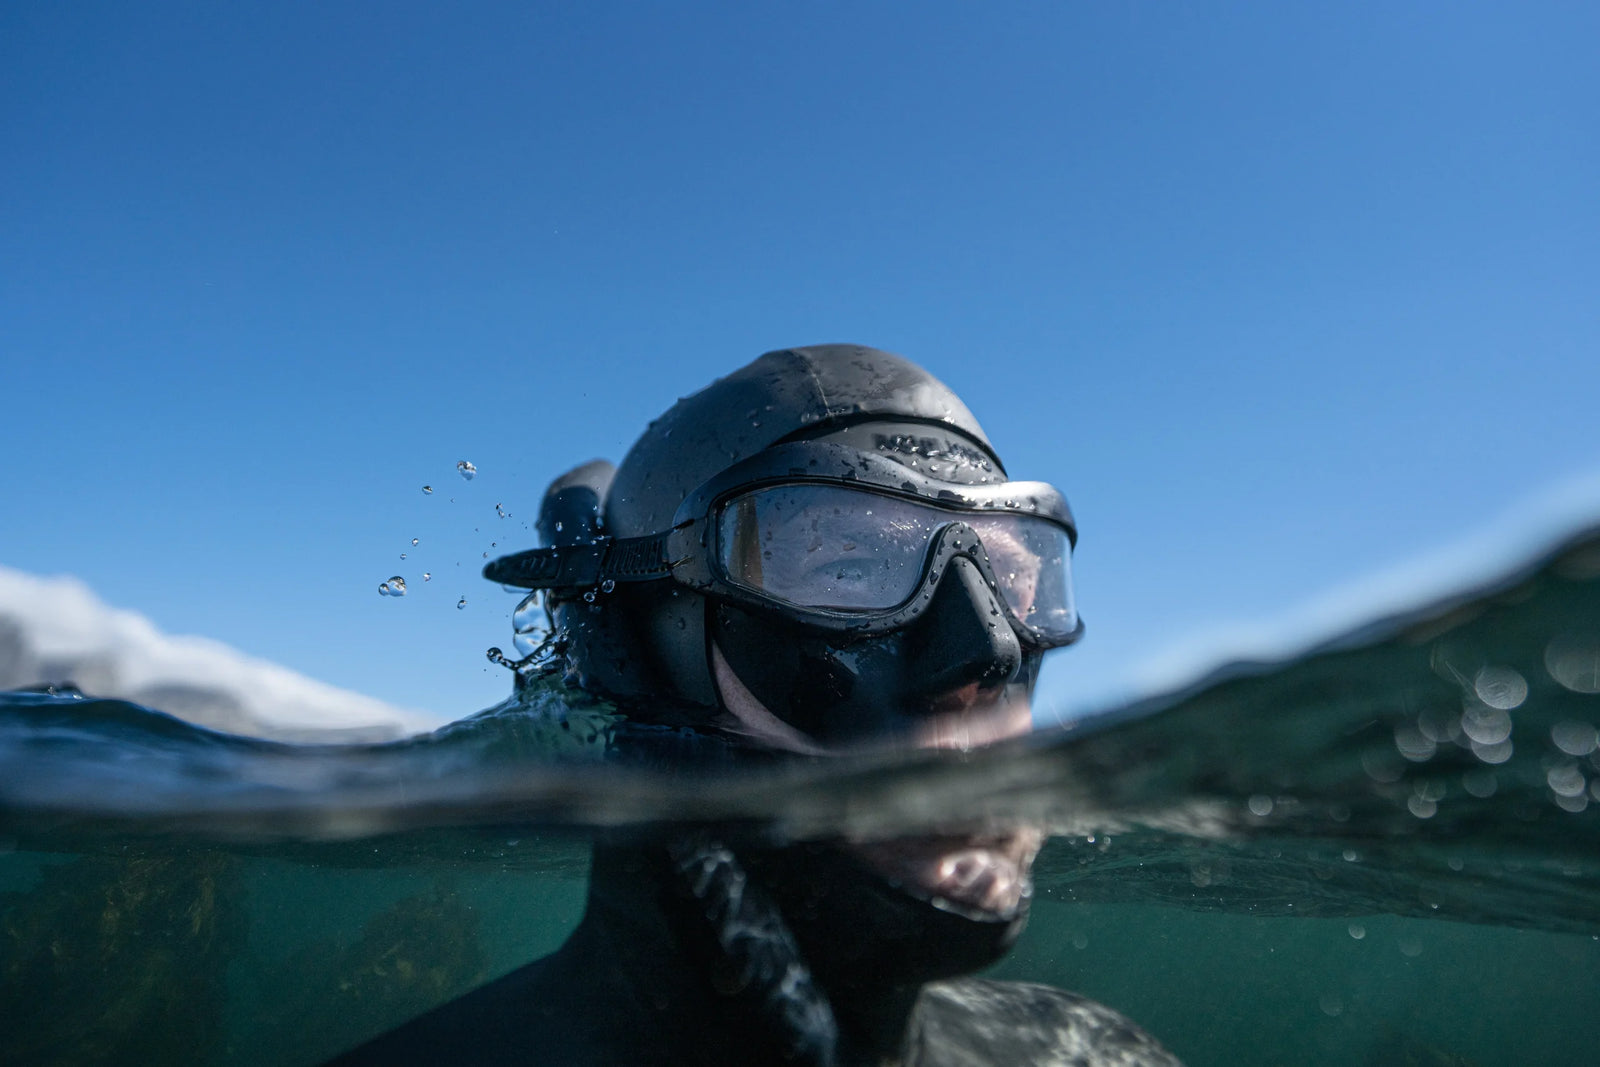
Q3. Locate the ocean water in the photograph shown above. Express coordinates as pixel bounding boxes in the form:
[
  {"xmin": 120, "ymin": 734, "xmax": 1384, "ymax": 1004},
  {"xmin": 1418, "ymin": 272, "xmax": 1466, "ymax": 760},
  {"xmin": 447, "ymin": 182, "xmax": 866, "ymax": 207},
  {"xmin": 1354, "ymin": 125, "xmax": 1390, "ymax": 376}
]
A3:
[{"xmin": 2, "ymin": 525, "xmax": 1599, "ymax": 1065}]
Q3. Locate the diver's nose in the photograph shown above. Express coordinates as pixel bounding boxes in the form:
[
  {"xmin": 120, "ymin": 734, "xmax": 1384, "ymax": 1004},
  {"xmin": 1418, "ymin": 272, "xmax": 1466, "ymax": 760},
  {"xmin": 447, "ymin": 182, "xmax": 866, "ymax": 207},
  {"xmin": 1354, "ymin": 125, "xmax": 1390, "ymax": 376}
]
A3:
[{"xmin": 905, "ymin": 555, "xmax": 1023, "ymax": 702}]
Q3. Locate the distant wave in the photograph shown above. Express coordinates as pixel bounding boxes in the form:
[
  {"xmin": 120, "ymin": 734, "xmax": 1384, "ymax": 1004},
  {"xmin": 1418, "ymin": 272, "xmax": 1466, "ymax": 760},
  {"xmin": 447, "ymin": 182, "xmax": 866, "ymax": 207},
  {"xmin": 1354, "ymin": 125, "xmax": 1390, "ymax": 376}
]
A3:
[{"xmin": 0, "ymin": 566, "xmax": 441, "ymax": 742}]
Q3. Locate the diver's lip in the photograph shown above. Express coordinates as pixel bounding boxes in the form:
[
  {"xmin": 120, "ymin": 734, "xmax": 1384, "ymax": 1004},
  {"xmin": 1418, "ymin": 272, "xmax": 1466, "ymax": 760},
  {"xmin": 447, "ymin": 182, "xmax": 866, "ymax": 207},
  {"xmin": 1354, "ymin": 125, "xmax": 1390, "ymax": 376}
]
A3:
[{"xmin": 845, "ymin": 829, "xmax": 1042, "ymax": 918}]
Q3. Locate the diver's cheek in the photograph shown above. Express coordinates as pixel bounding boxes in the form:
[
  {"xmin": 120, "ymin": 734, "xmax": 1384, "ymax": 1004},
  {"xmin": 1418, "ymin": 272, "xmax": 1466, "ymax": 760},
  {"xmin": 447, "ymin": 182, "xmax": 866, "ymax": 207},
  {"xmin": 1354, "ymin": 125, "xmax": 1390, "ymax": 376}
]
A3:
[{"xmin": 710, "ymin": 643, "xmax": 829, "ymax": 755}]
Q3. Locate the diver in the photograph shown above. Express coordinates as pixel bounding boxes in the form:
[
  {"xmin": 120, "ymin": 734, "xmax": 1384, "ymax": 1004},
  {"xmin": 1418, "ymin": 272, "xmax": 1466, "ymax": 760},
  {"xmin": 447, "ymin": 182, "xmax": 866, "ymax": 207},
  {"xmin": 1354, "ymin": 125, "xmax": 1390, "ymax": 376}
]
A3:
[{"xmin": 328, "ymin": 345, "xmax": 1180, "ymax": 1066}]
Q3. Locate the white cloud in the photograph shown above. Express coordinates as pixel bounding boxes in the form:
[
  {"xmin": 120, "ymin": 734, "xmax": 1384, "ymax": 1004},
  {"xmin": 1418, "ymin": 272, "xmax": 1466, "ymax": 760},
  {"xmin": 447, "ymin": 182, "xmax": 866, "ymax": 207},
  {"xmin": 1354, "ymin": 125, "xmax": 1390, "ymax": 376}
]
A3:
[{"xmin": 0, "ymin": 566, "xmax": 444, "ymax": 741}]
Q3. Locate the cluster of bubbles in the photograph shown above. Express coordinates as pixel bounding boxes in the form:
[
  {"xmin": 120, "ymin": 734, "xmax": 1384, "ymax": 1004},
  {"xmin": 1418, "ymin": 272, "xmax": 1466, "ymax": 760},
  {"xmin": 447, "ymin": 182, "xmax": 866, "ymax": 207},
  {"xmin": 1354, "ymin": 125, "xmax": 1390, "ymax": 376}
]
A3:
[{"xmin": 1367, "ymin": 633, "xmax": 1600, "ymax": 818}]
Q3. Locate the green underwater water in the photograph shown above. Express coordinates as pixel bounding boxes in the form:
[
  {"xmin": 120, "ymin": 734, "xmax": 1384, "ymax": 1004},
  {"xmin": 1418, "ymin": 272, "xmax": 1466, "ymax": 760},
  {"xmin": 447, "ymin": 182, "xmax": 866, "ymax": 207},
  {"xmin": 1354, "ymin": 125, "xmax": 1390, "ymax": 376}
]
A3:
[
  {"xmin": 4, "ymin": 843, "xmax": 1594, "ymax": 1066},
  {"xmin": 3, "ymin": 523, "xmax": 1599, "ymax": 1064}
]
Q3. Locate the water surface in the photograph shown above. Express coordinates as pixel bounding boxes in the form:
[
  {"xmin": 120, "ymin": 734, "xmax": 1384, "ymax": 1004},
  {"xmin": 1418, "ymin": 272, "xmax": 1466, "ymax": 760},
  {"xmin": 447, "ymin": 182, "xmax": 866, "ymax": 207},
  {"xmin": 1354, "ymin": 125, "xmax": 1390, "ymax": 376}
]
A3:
[{"xmin": 3, "ymin": 524, "xmax": 1599, "ymax": 1065}]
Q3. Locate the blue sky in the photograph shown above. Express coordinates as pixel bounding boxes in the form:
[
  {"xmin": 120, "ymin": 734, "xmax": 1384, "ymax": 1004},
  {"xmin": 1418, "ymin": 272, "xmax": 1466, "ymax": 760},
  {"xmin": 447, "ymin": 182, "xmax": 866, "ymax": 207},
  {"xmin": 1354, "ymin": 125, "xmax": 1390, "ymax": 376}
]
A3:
[{"xmin": 3, "ymin": 2, "xmax": 1597, "ymax": 726}]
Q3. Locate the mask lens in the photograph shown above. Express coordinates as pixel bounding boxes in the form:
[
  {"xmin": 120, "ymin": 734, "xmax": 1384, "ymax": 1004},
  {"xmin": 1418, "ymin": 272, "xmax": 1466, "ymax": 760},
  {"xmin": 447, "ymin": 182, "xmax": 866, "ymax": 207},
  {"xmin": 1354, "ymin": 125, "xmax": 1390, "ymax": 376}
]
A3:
[
  {"xmin": 716, "ymin": 485, "xmax": 936, "ymax": 610},
  {"xmin": 716, "ymin": 485, "xmax": 1077, "ymax": 640},
  {"xmin": 966, "ymin": 514, "xmax": 1077, "ymax": 641}
]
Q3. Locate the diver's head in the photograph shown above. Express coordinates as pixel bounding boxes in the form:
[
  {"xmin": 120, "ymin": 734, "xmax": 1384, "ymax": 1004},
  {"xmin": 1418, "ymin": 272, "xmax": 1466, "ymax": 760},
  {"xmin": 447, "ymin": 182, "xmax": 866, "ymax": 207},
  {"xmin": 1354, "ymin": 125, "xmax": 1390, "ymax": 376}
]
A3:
[
  {"xmin": 488, "ymin": 345, "xmax": 1077, "ymax": 970},
  {"xmin": 489, "ymin": 344, "xmax": 1080, "ymax": 752}
]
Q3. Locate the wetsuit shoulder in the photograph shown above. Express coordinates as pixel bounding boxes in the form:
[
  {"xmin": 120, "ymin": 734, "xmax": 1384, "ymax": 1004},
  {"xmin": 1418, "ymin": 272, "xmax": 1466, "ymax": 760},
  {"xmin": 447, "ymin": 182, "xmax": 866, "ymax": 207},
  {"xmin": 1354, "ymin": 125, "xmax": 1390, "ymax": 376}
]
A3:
[{"xmin": 906, "ymin": 977, "xmax": 1183, "ymax": 1067}]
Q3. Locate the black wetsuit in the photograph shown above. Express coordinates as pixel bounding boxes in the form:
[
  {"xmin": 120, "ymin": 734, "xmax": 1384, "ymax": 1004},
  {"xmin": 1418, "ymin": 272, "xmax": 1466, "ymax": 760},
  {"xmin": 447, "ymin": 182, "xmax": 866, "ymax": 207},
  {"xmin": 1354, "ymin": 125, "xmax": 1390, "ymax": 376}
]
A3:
[{"xmin": 327, "ymin": 844, "xmax": 1181, "ymax": 1067}]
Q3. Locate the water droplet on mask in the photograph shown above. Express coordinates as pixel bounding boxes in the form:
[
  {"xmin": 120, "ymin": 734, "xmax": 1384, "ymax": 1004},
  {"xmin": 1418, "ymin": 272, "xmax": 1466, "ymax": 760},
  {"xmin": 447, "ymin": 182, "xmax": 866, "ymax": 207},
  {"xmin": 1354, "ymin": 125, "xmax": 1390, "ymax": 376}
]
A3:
[
  {"xmin": 456, "ymin": 597, "xmax": 467, "ymax": 610},
  {"xmin": 600, "ymin": 579, "xmax": 615, "ymax": 593},
  {"xmin": 422, "ymin": 485, "xmax": 433, "ymax": 494},
  {"xmin": 457, "ymin": 460, "xmax": 477, "ymax": 480}
]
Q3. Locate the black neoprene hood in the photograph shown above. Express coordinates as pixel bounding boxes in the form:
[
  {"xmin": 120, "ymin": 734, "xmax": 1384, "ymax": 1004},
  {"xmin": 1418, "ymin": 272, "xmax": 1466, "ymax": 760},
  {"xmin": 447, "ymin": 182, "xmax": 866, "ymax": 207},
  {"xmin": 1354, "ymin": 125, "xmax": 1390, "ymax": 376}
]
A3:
[{"xmin": 604, "ymin": 345, "xmax": 1004, "ymax": 539}]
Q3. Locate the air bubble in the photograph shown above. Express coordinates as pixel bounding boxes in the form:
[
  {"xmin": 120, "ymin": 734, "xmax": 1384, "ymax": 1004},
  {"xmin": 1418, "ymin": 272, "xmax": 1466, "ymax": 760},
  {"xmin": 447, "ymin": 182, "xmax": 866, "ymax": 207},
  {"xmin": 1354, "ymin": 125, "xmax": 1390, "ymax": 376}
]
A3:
[
  {"xmin": 382, "ymin": 576, "xmax": 407, "ymax": 596},
  {"xmin": 583, "ymin": 590, "xmax": 597, "ymax": 603},
  {"xmin": 399, "ymin": 553, "xmax": 406, "ymax": 560},
  {"xmin": 422, "ymin": 485, "xmax": 433, "ymax": 494},
  {"xmin": 1461, "ymin": 704, "xmax": 1512, "ymax": 745},
  {"xmin": 1394, "ymin": 724, "xmax": 1436, "ymax": 762},
  {"xmin": 1546, "ymin": 633, "xmax": 1600, "ymax": 694},
  {"xmin": 411, "ymin": 538, "xmax": 419, "ymax": 546},
  {"xmin": 1551, "ymin": 721, "xmax": 1599, "ymax": 756},
  {"xmin": 1247, "ymin": 795, "xmax": 1274, "ymax": 817},
  {"xmin": 423, "ymin": 572, "xmax": 432, "ymax": 581},
  {"xmin": 600, "ymin": 579, "xmax": 616, "ymax": 593},
  {"xmin": 1348, "ymin": 923, "xmax": 1366, "ymax": 940},
  {"xmin": 457, "ymin": 460, "xmax": 477, "ymax": 480},
  {"xmin": 1473, "ymin": 666, "xmax": 1528, "ymax": 710},
  {"xmin": 1547, "ymin": 762, "xmax": 1587, "ymax": 798},
  {"xmin": 456, "ymin": 597, "xmax": 467, "ymax": 610},
  {"xmin": 496, "ymin": 503, "xmax": 508, "ymax": 518}
]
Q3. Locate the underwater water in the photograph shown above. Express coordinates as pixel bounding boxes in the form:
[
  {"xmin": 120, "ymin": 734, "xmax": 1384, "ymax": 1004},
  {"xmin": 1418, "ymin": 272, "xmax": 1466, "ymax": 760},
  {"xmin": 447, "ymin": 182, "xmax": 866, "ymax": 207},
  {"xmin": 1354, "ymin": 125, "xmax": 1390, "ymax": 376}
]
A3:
[{"xmin": 3, "ymin": 525, "xmax": 1599, "ymax": 1066}]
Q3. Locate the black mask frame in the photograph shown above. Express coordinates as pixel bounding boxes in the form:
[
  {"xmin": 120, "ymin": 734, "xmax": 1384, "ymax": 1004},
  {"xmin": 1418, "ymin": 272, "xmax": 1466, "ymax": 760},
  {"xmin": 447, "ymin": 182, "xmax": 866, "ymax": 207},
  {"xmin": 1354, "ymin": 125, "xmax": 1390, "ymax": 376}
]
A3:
[{"xmin": 485, "ymin": 440, "xmax": 1083, "ymax": 650}]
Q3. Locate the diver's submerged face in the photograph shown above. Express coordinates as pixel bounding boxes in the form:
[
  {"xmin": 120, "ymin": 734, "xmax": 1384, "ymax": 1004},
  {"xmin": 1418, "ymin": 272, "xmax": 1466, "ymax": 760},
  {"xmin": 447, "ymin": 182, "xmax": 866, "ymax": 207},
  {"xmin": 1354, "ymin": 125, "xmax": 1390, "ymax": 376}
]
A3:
[{"xmin": 710, "ymin": 548, "xmax": 1044, "ymax": 926}]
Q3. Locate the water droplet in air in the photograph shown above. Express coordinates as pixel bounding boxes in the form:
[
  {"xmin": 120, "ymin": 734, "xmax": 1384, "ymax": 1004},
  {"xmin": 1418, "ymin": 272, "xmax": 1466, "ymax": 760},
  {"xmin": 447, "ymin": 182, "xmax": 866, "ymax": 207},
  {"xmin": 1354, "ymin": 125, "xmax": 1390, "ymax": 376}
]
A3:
[
  {"xmin": 457, "ymin": 460, "xmax": 477, "ymax": 480},
  {"xmin": 456, "ymin": 597, "xmax": 467, "ymax": 610},
  {"xmin": 513, "ymin": 592, "xmax": 542, "ymax": 632},
  {"xmin": 600, "ymin": 579, "xmax": 615, "ymax": 593},
  {"xmin": 422, "ymin": 485, "xmax": 433, "ymax": 494}
]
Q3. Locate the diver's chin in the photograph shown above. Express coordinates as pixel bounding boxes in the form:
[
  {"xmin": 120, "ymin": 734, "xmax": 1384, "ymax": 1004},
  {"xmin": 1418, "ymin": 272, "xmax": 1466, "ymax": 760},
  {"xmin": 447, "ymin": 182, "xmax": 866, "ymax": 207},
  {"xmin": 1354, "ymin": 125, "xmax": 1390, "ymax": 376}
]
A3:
[{"xmin": 845, "ymin": 827, "xmax": 1042, "ymax": 921}]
